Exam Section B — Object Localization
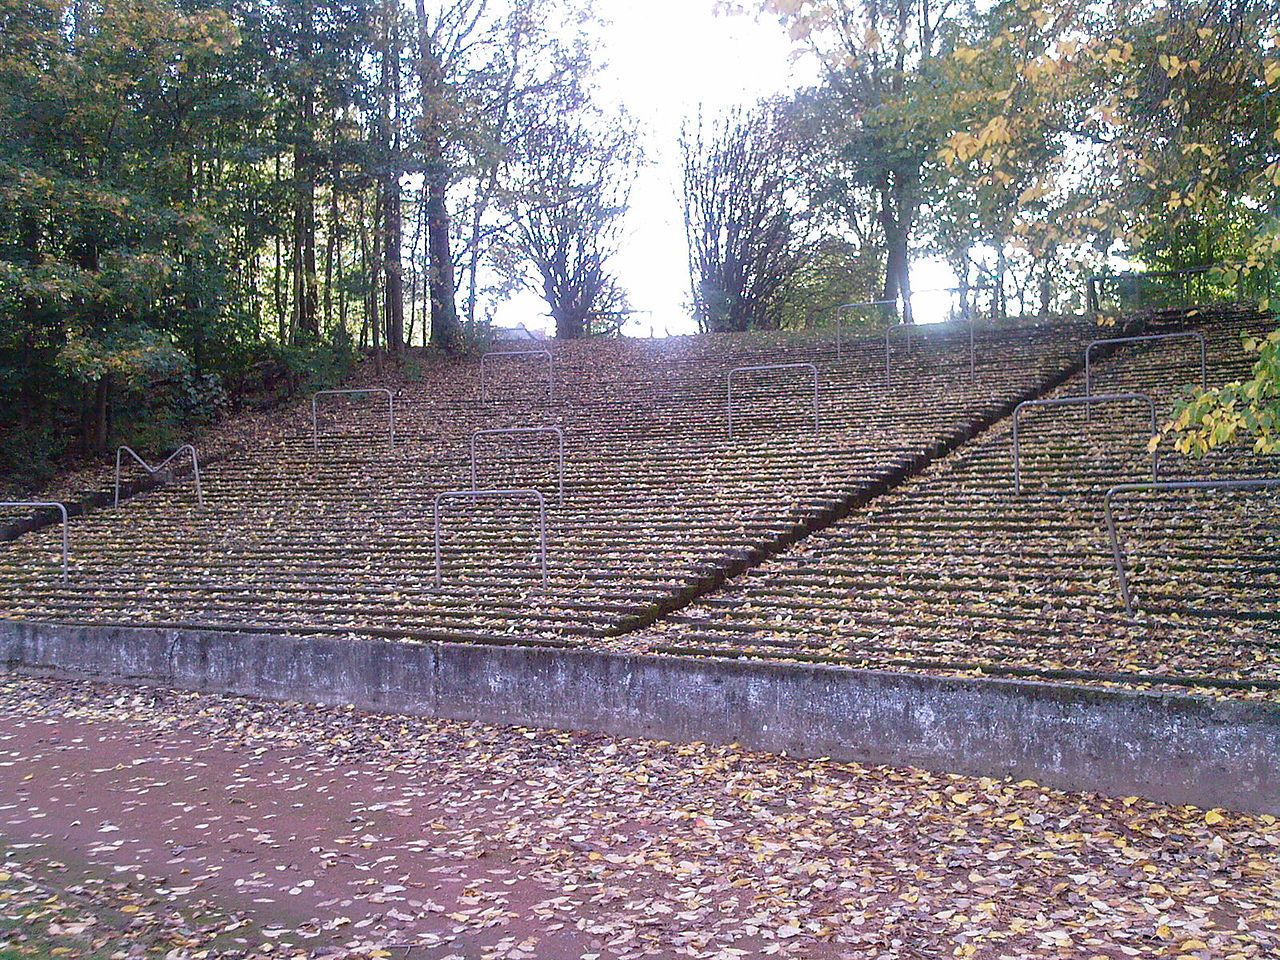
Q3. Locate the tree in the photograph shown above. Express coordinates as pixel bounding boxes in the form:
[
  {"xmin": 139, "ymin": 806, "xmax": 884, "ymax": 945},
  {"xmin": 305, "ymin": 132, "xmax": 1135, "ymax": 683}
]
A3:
[
  {"xmin": 0, "ymin": 0, "xmax": 242, "ymax": 453},
  {"xmin": 682, "ymin": 103, "xmax": 809, "ymax": 333},
  {"xmin": 1157, "ymin": 330, "xmax": 1278, "ymax": 455},
  {"xmin": 763, "ymin": 0, "xmax": 964, "ymax": 321},
  {"xmin": 930, "ymin": 0, "xmax": 1279, "ymax": 451},
  {"xmin": 374, "ymin": 0, "xmax": 407, "ymax": 356},
  {"xmin": 413, "ymin": 0, "xmax": 462, "ymax": 350},
  {"xmin": 772, "ymin": 237, "xmax": 885, "ymax": 330},
  {"xmin": 260, "ymin": 0, "xmax": 374, "ymax": 344},
  {"xmin": 1147, "ymin": 2, "xmax": 1280, "ymax": 455},
  {"xmin": 411, "ymin": 0, "xmax": 594, "ymax": 350},
  {"xmin": 927, "ymin": 0, "xmax": 1085, "ymax": 317},
  {"xmin": 505, "ymin": 108, "xmax": 638, "ymax": 339}
]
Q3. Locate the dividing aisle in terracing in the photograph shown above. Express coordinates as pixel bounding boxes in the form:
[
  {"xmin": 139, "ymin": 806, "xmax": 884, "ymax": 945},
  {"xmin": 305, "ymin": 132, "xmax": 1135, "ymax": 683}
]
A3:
[{"xmin": 638, "ymin": 306, "xmax": 1279, "ymax": 697}]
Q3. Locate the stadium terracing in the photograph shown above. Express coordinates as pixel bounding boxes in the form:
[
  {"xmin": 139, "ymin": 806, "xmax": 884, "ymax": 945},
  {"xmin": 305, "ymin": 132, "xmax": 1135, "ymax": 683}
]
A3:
[{"xmin": 3, "ymin": 304, "xmax": 1275, "ymax": 702}]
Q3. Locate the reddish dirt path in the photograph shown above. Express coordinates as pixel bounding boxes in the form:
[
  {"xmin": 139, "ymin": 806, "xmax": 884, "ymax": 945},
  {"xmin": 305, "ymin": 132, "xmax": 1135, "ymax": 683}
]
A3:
[
  {"xmin": 0, "ymin": 710, "xmax": 631, "ymax": 958},
  {"xmin": 1, "ymin": 676, "xmax": 1278, "ymax": 960}
]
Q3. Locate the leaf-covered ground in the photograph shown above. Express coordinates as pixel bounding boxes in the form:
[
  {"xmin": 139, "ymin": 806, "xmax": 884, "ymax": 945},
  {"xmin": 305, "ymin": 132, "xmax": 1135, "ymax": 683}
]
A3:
[
  {"xmin": 0, "ymin": 675, "xmax": 1277, "ymax": 960},
  {"xmin": 0, "ymin": 860, "xmax": 271, "ymax": 960}
]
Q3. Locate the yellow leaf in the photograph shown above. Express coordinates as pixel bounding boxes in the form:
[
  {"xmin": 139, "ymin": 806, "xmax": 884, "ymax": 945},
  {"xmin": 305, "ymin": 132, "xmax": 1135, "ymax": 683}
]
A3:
[{"xmin": 1204, "ymin": 810, "xmax": 1226, "ymax": 825}]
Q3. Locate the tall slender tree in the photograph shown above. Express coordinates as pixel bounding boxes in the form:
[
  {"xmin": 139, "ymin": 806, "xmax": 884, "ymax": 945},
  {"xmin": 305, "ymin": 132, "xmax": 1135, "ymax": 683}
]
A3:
[
  {"xmin": 682, "ymin": 103, "xmax": 809, "ymax": 332},
  {"xmin": 505, "ymin": 108, "xmax": 638, "ymax": 339}
]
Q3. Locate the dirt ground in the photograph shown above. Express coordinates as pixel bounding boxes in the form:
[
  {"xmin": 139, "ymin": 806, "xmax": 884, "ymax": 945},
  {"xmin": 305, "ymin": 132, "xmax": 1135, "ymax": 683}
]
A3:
[{"xmin": 0, "ymin": 675, "xmax": 1276, "ymax": 960}]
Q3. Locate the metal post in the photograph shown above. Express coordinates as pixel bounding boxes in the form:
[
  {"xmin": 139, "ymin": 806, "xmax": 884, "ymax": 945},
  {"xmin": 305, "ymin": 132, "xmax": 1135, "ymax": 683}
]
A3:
[
  {"xmin": 115, "ymin": 445, "xmax": 204, "ymax": 508},
  {"xmin": 726, "ymin": 363, "xmax": 820, "ymax": 439},
  {"xmin": 1085, "ymin": 332, "xmax": 1208, "ymax": 400},
  {"xmin": 1103, "ymin": 478, "xmax": 1280, "ymax": 618},
  {"xmin": 311, "ymin": 388, "xmax": 396, "ymax": 449},
  {"xmin": 1089, "ymin": 263, "xmax": 1242, "ymax": 317},
  {"xmin": 469, "ymin": 426, "xmax": 565, "ymax": 505},
  {"xmin": 960, "ymin": 304, "xmax": 976, "ymax": 380},
  {"xmin": 179, "ymin": 445, "xmax": 203, "ymax": 507},
  {"xmin": 432, "ymin": 488, "xmax": 548, "ymax": 589},
  {"xmin": 480, "ymin": 350, "xmax": 554, "ymax": 403},
  {"xmin": 0, "ymin": 501, "xmax": 68, "ymax": 577},
  {"xmin": 1011, "ymin": 393, "xmax": 1159, "ymax": 495},
  {"xmin": 834, "ymin": 299, "xmax": 897, "ymax": 359}
]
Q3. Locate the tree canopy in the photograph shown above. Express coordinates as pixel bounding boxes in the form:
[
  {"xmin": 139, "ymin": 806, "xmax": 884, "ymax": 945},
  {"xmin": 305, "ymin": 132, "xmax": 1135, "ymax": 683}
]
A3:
[
  {"xmin": 0, "ymin": 0, "xmax": 634, "ymax": 486},
  {"xmin": 1, "ymin": 0, "xmax": 1277, "ymax": 490}
]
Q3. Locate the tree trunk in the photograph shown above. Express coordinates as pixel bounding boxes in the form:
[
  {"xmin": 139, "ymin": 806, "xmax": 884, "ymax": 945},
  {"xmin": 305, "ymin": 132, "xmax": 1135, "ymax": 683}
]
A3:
[
  {"xmin": 292, "ymin": 0, "xmax": 319, "ymax": 342},
  {"xmin": 414, "ymin": 0, "xmax": 460, "ymax": 351},
  {"xmin": 370, "ymin": 211, "xmax": 384, "ymax": 376},
  {"xmin": 93, "ymin": 377, "xmax": 110, "ymax": 456},
  {"xmin": 338, "ymin": 236, "xmax": 348, "ymax": 341},
  {"xmin": 879, "ymin": 186, "xmax": 913, "ymax": 324},
  {"xmin": 324, "ymin": 154, "xmax": 338, "ymax": 332},
  {"xmin": 379, "ymin": 1, "xmax": 405, "ymax": 357},
  {"xmin": 553, "ymin": 306, "xmax": 585, "ymax": 340},
  {"xmin": 406, "ymin": 184, "xmax": 426, "ymax": 348},
  {"xmin": 994, "ymin": 243, "xmax": 1008, "ymax": 319},
  {"xmin": 273, "ymin": 156, "xmax": 287, "ymax": 340},
  {"xmin": 424, "ymin": 141, "xmax": 459, "ymax": 350},
  {"xmin": 358, "ymin": 193, "xmax": 371, "ymax": 351}
]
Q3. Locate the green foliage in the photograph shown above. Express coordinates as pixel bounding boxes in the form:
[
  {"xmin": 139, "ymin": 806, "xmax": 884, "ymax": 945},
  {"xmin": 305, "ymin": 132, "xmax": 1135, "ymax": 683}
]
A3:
[
  {"xmin": 270, "ymin": 328, "xmax": 357, "ymax": 397},
  {"xmin": 773, "ymin": 238, "xmax": 885, "ymax": 331},
  {"xmin": 401, "ymin": 353, "xmax": 425, "ymax": 381},
  {"xmin": 0, "ymin": 419, "xmax": 66, "ymax": 494},
  {"xmin": 0, "ymin": 0, "xmax": 258, "ymax": 465},
  {"xmin": 55, "ymin": 326, "xmax": 190, "ymax": 390},
  {"xmin": 455, "ymin": 320, "xmax": 497, "ymax": 358},
  {"xmin": 1157, "ymin": 328, "xmax": 1280, "ymax": 455}
]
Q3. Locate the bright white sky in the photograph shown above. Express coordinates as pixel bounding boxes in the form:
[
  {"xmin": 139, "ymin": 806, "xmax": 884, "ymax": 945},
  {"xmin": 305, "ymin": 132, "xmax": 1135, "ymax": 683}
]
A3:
[{"xmin": 493, "ymin": 0, "xmax": 955, "ymax": 338}]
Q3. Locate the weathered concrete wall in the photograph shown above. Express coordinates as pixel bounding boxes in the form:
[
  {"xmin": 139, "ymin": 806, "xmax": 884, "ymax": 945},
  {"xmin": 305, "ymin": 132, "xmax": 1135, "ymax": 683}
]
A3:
[{"xmin": 2, "ymin": 620, "xmax": 1277, "ymax": 813}]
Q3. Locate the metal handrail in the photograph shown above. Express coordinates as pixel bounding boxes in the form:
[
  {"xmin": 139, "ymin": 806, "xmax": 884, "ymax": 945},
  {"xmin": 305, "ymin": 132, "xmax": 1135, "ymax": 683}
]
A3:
[
  {"xmin": 834, "ymin": 299, "xmax": 897, "ymax": 359},
  {"xmin": 311, "ymin": 388, "xmax": 395, "ymax": 449},
  {"xmin": 726, "ymin": 363, "xmax": 820, "ymax": 439},
  {"xmin": 481, "ymin": 349, "xmax": 554, "ymax": 403},
  {"xmin": 0, "ymin": 501, "xmax": 68, "ymax": 577},
  {"xmin": 1085, "ymin": 263, "xmax": 1245, "ymax": 313},
  {"xmin": 432, "ymin": 488, "xmax": 548, "ymax": 589},
  {"xmin": 470, "ymin": 426, "xmax": 565, "ymax": 505},
  {"xmin": 1085, "ymin": 332, "xmax": 1208, "ymax": 400},
  {"xmin": 114, "ymin": 445, "xmax": 203, "ymax": 508},
  {"xmin": 1012, "ymin": 393, "xmax": 1158, "ymax": 495},
  {"xmin": 1103, "ymin": 478, "xmax": 1280, "ymax": 618},
  {"xmin": 965, "ymin": 311, "xmax": 976, "ymax": 380}
]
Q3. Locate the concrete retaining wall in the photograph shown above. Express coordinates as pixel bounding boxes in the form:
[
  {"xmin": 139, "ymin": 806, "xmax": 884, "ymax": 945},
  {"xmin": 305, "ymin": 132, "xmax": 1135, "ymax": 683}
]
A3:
[{"xmin": 2, "ymin": 620, "xmax": 1277, "ymax": 813}]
